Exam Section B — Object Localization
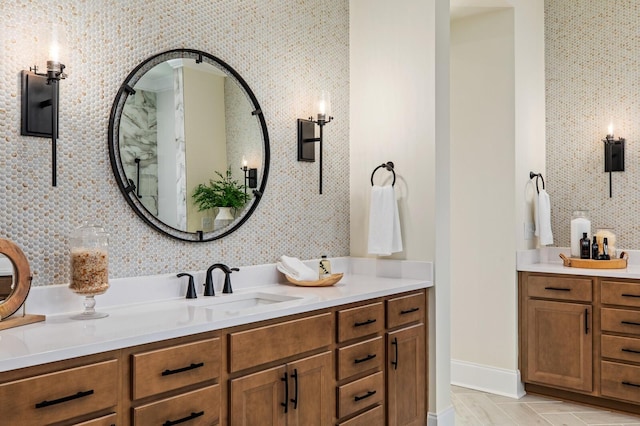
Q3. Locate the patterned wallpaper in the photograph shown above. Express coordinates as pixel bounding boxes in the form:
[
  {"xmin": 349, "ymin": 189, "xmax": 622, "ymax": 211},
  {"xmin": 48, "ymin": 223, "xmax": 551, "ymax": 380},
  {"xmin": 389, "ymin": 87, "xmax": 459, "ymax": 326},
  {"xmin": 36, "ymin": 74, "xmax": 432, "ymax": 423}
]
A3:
[
  {"xmin": 545, "ymin": 0, "xmax": 640, "ymax": 250},
  {"xmin": 0, "ymin": 0, "xmax": 350, "ymax": 286}
]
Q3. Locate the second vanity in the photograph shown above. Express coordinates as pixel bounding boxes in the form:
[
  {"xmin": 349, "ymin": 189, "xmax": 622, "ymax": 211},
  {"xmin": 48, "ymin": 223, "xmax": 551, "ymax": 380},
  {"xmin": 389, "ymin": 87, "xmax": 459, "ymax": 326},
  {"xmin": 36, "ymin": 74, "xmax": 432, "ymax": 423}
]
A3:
[
  {"xmin": 518, "ymin": 248, "xmax": 640, "ymax": 416},
  {"xmin": 0, "ymin": 258, "xmax": 431, "ymax": 426}
]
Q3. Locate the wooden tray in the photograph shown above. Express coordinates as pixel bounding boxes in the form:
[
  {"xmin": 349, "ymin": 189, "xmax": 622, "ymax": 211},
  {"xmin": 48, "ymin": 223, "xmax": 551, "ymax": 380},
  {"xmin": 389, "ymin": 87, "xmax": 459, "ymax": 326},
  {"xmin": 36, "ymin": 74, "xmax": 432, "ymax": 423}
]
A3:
[
  {"xmin": 559, "ymin": 252, "xmax": 628, "ymax": 269},
  {"xmin": 284, "ymin": 273, "xmax": 343, "ymax": 287}
]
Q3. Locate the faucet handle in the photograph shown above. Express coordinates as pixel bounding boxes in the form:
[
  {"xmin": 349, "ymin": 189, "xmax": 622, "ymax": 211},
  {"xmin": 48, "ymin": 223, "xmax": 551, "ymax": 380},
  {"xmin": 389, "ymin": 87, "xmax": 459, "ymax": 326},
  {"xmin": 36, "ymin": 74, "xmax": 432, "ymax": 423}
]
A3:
[
  {"xmin": 231, "ymin": 267, "xmax": 240, "ymax": 273},
  {"xmin": 177, "ymin": 273, "xmax": 197, "ymax": 299}
]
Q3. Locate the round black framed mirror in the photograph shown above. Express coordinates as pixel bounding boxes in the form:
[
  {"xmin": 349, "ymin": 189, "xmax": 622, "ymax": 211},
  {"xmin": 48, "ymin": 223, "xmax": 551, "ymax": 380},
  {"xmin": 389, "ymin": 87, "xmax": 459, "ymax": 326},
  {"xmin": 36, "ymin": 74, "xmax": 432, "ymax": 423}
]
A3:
[{"xmin": 108, "ymin": 49, "xmax": 269, "ymax": 242}]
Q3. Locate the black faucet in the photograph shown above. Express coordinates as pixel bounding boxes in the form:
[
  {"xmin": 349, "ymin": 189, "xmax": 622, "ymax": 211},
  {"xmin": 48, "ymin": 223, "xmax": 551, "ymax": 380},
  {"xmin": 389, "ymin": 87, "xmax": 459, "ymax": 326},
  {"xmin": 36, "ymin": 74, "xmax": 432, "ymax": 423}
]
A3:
[
  {"xmin": 176, "ymin": 273, "xmax": 197, "ymax": 299},
  {"xmin": 206, "ymin": 263, "xmax": 240, "ymax": 294}
]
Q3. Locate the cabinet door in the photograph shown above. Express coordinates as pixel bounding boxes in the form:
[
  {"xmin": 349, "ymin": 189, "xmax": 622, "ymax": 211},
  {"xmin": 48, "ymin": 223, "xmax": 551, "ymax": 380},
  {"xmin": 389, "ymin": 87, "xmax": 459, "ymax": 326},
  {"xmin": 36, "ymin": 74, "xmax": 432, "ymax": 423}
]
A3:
[
  {"xmin": 230, "ymin": 365, "xmax": 287, "ymax": 426},
  {"xmin": 526, "ymin": 299, "xmax": 592, "ymax": 392},
  {"xmin": 286, "ymin": 351, "xmax": 333, "ymax": 426},
  {"xmin": 387, "ymin": 323, "xmax": 425, "ymax": 426}
]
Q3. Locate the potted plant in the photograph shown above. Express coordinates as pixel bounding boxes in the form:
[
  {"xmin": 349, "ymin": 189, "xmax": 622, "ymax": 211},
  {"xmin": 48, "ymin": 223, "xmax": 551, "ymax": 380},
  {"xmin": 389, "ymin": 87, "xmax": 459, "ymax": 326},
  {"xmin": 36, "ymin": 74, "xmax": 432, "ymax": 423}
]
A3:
[{"xmin": 192, "ymin": 167, "xmax": 250, "ymax": 228}]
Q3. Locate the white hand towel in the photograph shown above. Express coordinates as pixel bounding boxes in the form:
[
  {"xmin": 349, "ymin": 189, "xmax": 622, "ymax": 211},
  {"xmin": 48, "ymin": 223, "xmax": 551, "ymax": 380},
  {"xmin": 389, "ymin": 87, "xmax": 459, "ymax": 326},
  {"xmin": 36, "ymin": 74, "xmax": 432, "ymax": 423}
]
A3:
[
  {"xmin": 277, "ymin": 256, "xmax": 318, "ymax": 281},
  {"xmin": 367, "ymin": 185, "xmax": 403, "ymax": 256},
  {"xmin": 537, "ymin": 189, "xmax": 554, "ymax": 246}
]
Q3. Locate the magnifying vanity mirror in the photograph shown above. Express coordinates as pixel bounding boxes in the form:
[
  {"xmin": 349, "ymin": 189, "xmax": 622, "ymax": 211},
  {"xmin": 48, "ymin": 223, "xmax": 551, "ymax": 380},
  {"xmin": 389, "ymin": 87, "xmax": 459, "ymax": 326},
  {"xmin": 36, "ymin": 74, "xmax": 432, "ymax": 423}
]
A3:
[
  {"xmin": 108, "ymin": 49, "xmax": 270, "ymax": 242},
  {"xmin": 0, "ymin": 239, "xmax": 44, "ymax": 329}
]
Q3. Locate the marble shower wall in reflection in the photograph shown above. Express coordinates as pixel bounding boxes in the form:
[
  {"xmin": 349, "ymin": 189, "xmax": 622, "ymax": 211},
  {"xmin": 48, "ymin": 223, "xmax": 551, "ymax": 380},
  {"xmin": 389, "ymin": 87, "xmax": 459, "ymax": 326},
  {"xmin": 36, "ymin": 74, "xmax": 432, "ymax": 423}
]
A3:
[{"xmin": 0, "ymin": 0, "xmax": 350, "ymax": 285}]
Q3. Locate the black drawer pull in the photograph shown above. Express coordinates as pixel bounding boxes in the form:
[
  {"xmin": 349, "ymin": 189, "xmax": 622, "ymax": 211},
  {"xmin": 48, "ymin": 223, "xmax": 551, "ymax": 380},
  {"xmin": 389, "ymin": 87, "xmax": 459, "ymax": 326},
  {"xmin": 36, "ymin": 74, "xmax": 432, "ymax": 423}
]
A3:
[
  {"xmin": 622, "ymin": 293, "xmax": 640, "ymax": 298},
  {"xmin": 281, "ymin": 371, "xmax": 289, "ymax": 413},
  {"xmin": 622, "ymin": 381, "xmax": 640, "ymax": 388},
  {"xmin": 163, "ymin": 410, "xmax": 204, "ymax": 426},
  {"xmin": 400, "ymin": 307, "xmax": 420, "ymax": 315},
  {"xmin": 35, "ymin": 389, "xmax": 94, "ymax": 409},
  {"xmin": 354, "ymin": 353, "xmax": 377, "ymax": 364},
  {"xmin": 354, "ymin": 318, "xmax": 376, "ymax": 327},
  {"xmin": 544, "ymin": 287, "xmax": 571, "ymax": 292},
  {"xmin": 162, "ymin": 362, "xmax": 204, "ymax": 376},
  {"xmin": 621, "ymin": 321, "xmax": 640, "ymax": 327},
  {"xmin": 391, "ymin": 337, "xmax": 398, "ymax": 370},
  {"xmin": 354, "ymin": 390, "xmax": 377, "ymax": 402},
  {"xmin": 622, "ymin": 348, "xmax": 640, "ymax": 355},
  {"xmin": 585, "ymin": 309, "xmax": 589, "ymax": 335}
]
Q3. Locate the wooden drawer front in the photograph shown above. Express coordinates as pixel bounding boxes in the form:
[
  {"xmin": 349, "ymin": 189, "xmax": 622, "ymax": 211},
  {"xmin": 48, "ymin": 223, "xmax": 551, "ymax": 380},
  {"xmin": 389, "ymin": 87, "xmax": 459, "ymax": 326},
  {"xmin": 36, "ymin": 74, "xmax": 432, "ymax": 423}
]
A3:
[
  {"xmin": 338, "ymin": 303, "xmax": 385, "ymax": 343},
  {"xmin": 601, "ymin": 308, "xmax": 640, "ymax": 337},
  {"xmin": 133, "ymin": 384, "xmax": 220, "ymax": 425},
  {"xmin": 0, "ymin": 359, "xmax": 118, "ymax": 425},
  {"xmin": 337, "ymin": 336, "xmax": 384, "ymax": 380},
  {"xmin": 338, "ymin": 371, "xmax": 384, "ymax": 419},
  {"xmin": 601, "ymin": 361, "xmax": 640, "ymax": 404},
  {"xmin": 601, "ymin": 335, "xmax": 640, "ymax": 363},
  {"xmin": 72, "ymin": 413, "xmax": 117, "ymax": 426},
  {"xmin": 602, "ymin": 281, "xmax": 640, "ymax": 308},
  {"xmin": 527, "ymin": 276, "xmax": 592, "ymax": 302},
  {"xmin": 230, "ymin": 312, "xmax": 332, "ymax": 372},
  {"xmin": 132, "ymin": 337, "xmax": 220, "ymax": 400},
  {"xmin": 386, "ymin": 292, "xmax": 425, "ymax": 329},
  {"xmin": 338, "ymin": 404, "xmax": 384, "ymax": 426}
]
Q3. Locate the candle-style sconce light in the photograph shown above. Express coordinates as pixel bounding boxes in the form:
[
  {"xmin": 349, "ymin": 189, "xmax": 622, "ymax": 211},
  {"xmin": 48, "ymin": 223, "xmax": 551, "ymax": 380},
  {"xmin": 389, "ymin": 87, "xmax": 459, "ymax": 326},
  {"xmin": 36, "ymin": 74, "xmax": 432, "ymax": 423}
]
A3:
[
  {"xmin": 297, "ymin": 90, "xmax": 334, "ymax": 194},
  {"xmin": 603, "ymin": 122, "xmax": 625, "ymax": 198},
  {"xmin": 20, "ymin": 42, "xmax": 67, "ymax": 187},
  {"xmin": 241, "ymin": 158, "xmax": 258, "ymax": 196}
]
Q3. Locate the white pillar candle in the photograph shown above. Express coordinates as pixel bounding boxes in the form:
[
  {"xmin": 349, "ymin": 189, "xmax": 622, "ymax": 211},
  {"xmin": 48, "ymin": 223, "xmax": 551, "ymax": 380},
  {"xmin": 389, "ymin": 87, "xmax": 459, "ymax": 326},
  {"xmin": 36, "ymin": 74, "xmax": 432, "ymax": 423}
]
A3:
[{"xmin": 570, "ymin": 217, "xmax": 591, "ymax": 257}]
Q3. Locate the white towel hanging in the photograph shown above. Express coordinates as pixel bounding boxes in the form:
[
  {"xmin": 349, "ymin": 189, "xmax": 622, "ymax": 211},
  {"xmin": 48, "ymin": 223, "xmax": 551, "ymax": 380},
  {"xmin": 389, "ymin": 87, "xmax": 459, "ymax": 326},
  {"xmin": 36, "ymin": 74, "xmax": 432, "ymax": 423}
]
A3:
[{"xmin": 367, "ymin": 185, "xmax": 403, "ymax": 256}]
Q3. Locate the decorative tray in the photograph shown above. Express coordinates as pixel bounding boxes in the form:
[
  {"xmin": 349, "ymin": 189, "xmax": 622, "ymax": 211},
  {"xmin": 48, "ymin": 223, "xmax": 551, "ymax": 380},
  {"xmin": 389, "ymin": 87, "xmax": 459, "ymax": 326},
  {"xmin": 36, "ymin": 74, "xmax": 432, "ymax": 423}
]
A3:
[
  {"xmin": 284, "ymin": 273, "xmax": 344, "ymax": 287},
  {"xmin": 559, "ymin": 252, "xmax": 628, "ymax": 269}
]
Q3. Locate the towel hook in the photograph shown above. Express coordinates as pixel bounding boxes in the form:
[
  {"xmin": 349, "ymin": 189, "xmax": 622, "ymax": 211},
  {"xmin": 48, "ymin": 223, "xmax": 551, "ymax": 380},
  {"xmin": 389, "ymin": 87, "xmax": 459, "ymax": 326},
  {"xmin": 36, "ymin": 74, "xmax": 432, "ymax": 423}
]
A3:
[
  {"xmin": 529, "ymin": 171, "xmax": 545, "ymax": 194},
  {"xmin": 371, "ymin": 161, "xmax": 396, "ymax": 186}
]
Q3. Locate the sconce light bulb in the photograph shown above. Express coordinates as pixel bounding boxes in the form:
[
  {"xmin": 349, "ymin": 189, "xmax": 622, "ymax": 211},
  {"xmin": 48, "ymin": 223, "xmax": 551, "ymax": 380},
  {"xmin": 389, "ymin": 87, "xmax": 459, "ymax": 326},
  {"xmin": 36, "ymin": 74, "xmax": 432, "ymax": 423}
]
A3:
[
  {"xmin": 243, "ymin": 157, "xmax": 247, "ymax": 167},
  {"xmin": 49, "ymin": 42, "xmax": 60, "ymax": 63},
  {"xmin": 608, "ymin": 122, "xmax": 614, "ymax": 138}
]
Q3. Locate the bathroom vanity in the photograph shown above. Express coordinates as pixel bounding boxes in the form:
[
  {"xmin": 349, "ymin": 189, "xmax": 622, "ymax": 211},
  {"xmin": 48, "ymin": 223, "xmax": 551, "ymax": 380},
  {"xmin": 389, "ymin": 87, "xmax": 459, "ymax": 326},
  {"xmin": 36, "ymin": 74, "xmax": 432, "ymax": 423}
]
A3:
[
  {"xmin": 0, "ymin": 267, "xmax": 430, "ymax": 425},
  {"xmin": 518, "ymin": 249, "xmax": 640, "ymax": 415}
]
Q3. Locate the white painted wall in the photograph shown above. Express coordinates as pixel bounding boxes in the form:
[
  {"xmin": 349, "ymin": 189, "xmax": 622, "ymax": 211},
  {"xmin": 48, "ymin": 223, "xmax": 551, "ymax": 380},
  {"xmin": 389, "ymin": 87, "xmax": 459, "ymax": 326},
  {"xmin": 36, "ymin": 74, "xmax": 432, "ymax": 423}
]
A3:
[
  {"xmin": 350, "ymin": 0, "xmax": 454, "ymax": 422},
  {"xmin": 449, "ymin": 0, "xmax": 545, "ymax": 397}
]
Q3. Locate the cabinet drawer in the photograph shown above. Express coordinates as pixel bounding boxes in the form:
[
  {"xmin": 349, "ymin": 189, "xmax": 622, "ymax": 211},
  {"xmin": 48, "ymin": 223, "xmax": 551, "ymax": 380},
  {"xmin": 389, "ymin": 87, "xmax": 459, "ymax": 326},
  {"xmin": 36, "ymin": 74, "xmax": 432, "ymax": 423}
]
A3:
[
  {"xmin": 338, "ymin": 404, "xmax": 384, "ymax": 426},
  {"xmin": 132, "ymin": 337, "xmax": 220, "ymax": 400},
  {"xmin": 601, "ymin": 335, "xmax": 640, "ymax": 363},
  {"xmin": 230, "ymin": 312, "xmax": 332, "ymax": 372},
  {"xmin": 602, "ymin": 281, "xmax": 640, "ymax": 308},
  {"xmin": 338, "ymin": 371, "xmax": 384, "ymax": 419},
  {"xmin": 0, "ymin": 359, "xmax": 118, "ymax": 425},
  {"xmin": 337, "ymin": 336, "xmax": 384, "ymax": 380},
  {"xmin": 338, "ymin": 303, "xmax": 384, "ymax": 343},
  {"xmin": 601, "ymin": 308, "xmax": 640, "ymax": 337},
  {"xmin": 133, "ymin": 384, "xmax": 220, "ymax": 425},
  {"xmin": 72, "ymin": 413, "xmax": 117, "ymax": 426},
  {"xmin": 387, "ymin": 292, "xmax": 425, "ymax": 329},
  {"xmin": 601, "ymin": 361, "xmax": 640, "ymax": 404},
  {"xmin": 527, "ymin": 276, "xmax": 592, "ymax": 302}
]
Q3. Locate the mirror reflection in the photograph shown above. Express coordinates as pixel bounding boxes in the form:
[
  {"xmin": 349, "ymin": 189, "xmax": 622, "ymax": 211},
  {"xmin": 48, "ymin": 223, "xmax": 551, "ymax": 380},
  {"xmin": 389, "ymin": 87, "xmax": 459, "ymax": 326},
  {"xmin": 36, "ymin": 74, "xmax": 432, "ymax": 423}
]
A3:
[
  {"xmin": 109, "ymin": 49, "xmax": 270, "ymax": 242},
  {"xmin": 0, "ymin": 254, "xmax": 15, "ymax": 302}
]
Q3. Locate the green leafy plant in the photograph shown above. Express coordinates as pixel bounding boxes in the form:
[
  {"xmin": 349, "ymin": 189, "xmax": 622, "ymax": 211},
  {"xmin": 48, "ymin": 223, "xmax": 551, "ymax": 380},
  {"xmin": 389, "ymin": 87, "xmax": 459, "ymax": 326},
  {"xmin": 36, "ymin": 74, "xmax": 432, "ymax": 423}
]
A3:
[{"xmin": 192, "ymin": 167, "xmax": 250, "ymax": 211}]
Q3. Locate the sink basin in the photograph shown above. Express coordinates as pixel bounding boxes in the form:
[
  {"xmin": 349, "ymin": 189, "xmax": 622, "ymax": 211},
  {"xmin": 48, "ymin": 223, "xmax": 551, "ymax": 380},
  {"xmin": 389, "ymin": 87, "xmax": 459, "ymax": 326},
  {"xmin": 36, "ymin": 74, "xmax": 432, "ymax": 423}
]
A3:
[{"xmin": 188, "ymin": 292, "xmax": 304, "ymax": 313}]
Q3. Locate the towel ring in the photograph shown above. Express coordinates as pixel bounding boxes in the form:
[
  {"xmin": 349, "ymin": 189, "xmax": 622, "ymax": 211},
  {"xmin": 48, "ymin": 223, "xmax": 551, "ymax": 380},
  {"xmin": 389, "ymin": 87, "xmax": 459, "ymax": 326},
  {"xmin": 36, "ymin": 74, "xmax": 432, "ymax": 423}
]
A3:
[
  {"xmin": 529, "ymin": 171, "xmax": 545, "ymax": 194},
  {"xmin": 371, "ymin": 161, "xmax": 396, "ymax": 186}
]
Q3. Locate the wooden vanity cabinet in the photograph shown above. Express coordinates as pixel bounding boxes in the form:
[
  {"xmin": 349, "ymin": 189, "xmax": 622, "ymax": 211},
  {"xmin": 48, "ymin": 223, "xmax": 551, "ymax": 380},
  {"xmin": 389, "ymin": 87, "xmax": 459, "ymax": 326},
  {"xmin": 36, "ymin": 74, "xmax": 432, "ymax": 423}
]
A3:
[
  {"xmin": 520, "ymin": 274, "xmax": 593, "ymax": 393},
  {"xmin": 386, "ymin": 293, "xmax": 426, "ymax": 426},
  {"xmin": 0, "ymin": 352, "xmax": 120, "ymax": 426},
  {"xmin": 229, "ymin": 313, "xmax": 334, "ymax": 426}
]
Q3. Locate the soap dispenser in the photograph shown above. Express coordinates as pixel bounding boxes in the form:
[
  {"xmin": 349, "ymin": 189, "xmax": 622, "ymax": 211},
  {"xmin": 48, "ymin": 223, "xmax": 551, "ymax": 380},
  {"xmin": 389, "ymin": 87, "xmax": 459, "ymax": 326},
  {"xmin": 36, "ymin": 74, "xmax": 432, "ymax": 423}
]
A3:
[
  {"xmin": 319, "ymin": 255, "xmax": 332, "ymax": 278},
  {"xmin": 580, "ymin": 232, "xmax": 590, "ymax": 259},
  {"xmin": 592, "ymin": 236, "xmax": 599, "ymax": 260}
]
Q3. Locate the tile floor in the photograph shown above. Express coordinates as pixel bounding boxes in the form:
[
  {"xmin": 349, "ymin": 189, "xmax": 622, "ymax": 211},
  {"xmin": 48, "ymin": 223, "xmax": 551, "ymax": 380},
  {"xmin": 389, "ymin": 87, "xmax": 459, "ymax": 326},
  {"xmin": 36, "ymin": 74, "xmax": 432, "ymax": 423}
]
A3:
[{"xmin": 452, "ymin": 385, "xmax": 640, "ymax": 425}]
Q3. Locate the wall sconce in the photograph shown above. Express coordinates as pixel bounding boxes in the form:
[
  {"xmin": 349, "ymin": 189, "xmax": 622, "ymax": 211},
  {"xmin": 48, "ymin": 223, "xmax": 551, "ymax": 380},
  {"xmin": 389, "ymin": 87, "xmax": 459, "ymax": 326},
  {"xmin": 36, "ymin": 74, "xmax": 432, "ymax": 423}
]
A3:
[
  {"xmin": 603, "ymin": 122, "xmax": 625, "ymax": 198},
  {"xmin": 297, "ymin": 91, "xmax": 333, "ymax": 194},
  {"xmin": 20, "ymin": 44, "xmax": 67, "ymax": 187},
  {"xmin": 241, "ymin": 158, "xmax": 258, "ymax": 196}
]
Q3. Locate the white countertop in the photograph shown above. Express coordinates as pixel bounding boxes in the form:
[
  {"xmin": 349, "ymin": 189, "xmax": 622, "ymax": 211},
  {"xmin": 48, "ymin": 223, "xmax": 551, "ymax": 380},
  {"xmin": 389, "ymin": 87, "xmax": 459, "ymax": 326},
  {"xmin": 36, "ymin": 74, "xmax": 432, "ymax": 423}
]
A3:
[
  {"xmin": 0, "ymin": 257, "xmax": 432, "ymax": 372},
  {"xmin": 517, "ymin": 247, "xmax": 640, "ymax": 279}
]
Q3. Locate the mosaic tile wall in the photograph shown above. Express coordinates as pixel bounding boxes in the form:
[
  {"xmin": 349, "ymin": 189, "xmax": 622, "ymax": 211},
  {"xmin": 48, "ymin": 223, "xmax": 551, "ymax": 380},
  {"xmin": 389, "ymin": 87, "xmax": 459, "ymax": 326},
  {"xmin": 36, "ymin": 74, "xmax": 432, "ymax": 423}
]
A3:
[
  {"xmin": 545, "ymin": 0, "xmax": 640, "ymax": 251},
  {"xmin": 0, "ymin": 0, "xmax": 350, "ymax": 286}
]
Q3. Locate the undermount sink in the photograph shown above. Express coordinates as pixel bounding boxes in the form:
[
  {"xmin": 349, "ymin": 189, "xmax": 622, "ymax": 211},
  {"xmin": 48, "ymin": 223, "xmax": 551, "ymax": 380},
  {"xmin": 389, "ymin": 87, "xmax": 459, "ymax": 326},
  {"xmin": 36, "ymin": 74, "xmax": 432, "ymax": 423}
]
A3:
[{"xmin": 188, "ymin": 292, "xmax": 305, "ymax": 313}]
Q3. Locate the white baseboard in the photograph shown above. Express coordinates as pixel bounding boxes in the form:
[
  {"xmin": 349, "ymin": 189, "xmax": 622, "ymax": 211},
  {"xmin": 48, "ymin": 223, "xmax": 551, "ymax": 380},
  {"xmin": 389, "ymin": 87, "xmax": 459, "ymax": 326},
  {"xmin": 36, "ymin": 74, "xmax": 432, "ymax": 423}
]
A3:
[
  {"xmin": 427, "ymin": 405, "xmax": 455, "ymax": 426},
  {"xmin": 451, "ymin": 359, "xmax": 525, "ymax": 399}
]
